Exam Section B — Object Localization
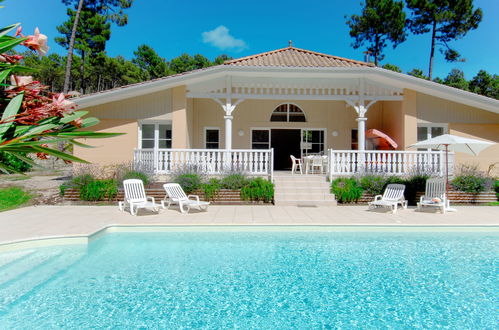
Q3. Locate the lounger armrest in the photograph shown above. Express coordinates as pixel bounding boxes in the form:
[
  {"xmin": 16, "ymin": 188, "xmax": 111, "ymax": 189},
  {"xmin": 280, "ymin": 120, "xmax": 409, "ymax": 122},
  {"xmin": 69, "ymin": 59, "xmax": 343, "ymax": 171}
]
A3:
[
  {"xmin": 147, "ymin": 196, "xmax": 156, "ymax": 204},
  {"xmin": 188, "ymin": 195, "xmax": 200, "ymax": 202},
  {"xmin": 374, "ymin": 195, "xmax": 382, "ymax": 201}
]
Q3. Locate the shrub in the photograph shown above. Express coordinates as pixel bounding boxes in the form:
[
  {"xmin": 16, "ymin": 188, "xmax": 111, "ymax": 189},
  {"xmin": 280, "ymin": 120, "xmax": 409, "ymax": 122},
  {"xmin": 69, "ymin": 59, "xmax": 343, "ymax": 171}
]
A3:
[
  {"xmin": 59, "ymin": 174, "xmax": 94, "ymax": 196},
  {"xmin": 121, "ymin": 170, "xmax": 150, "ymax": 186},
  {"xmin": 451, "ymin": 163, "xmax": 493, "ymax": 193},
  {"xmin": 359, "ymin": 175, "xmax": 388, "ymax": 195},
  {"xmin": 0, "ymin": 187, "xmax": 32, "ymax": 212},
  {"xmin": 202, "ymin": 178, "xmax": 221, "ymax": 201},
  {"xmin": 79, "ymin": 179, "xmax": 118, "ymax": 201},
  {"xmin": 0, "ymin": 152, "xmax": 33, "ymax": 173},
  {"xmin": 330, "ymin": 177, "xmax": 363, "ymax": 203},
  {"xmin": 174, "ymin": 173, "xmax": 202, "ymax": 194},
  {"xmin": 241, "ymin": 178, "xmax": 274, "ymax": 202},
  {"xmin": 495, "ymin": 180, "xmax": 499, "ymax": 200},
  {"xmin": 221, "ymin": 174, "xmax": 248, "ymax": 190}
]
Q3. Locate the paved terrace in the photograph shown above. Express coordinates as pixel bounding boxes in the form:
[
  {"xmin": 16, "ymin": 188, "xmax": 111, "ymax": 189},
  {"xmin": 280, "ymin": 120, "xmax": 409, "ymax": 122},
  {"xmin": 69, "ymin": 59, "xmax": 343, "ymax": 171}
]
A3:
[{"xmin": 1, "ymin": 205, "xmax": 498, "ymax": 245}]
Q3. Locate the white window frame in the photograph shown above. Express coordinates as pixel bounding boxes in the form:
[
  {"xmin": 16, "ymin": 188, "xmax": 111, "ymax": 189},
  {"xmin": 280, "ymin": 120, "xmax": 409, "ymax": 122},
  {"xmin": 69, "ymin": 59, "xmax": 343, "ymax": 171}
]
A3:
[
  {"xmin": 417, "ymin": 123, "xmax": 448, "ymax": 150},
  {"xmin": 138, "ymin": 120, "xmax": 172, "ymax": 149},
  {"xmin": 204, "ymin": 126, "xmax": 220, "ymax": 149},
  {"xmin": 270, "ymin": 103, "xmax": 307, "ymax": 122},
  {"xmin": 250, "ymin": 128, "xmax": 271, "ymax": 149}
]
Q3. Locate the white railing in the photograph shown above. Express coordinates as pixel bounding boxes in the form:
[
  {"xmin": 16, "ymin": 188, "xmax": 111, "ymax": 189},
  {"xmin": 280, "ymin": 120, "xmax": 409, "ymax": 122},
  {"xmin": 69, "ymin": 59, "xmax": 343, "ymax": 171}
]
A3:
[
  {"xmin": 134, "ymin": 148, "xmax": 274, "ymax": 178},
  {"xmin": 328, "ymin": 149, "xmax": 454, "ymax": 179}
]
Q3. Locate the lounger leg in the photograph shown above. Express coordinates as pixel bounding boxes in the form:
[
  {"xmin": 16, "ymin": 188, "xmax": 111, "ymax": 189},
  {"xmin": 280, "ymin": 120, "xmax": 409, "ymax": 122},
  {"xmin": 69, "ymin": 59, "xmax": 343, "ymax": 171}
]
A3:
[
  {"xmin": 392, "ymin": 204, "xmax": 397, "ymax": 214},
  {"xmin": 118, "ymin": 201, "xmax": 124, "ymax": 212},
  {"xmin": 130, "ymin": 204, "xmax": 137, "ymax": 216},
  {"xmin": 179, "ymin": 202, "xmax": 187, "ymax": 214}
]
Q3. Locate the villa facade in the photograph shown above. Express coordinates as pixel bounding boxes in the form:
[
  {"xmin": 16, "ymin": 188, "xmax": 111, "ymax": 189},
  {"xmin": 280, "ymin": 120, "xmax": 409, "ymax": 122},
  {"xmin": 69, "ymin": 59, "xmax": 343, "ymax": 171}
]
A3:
[{"xmin": 74, "ymin": 47, "xmax": 499, "ymax": 177}]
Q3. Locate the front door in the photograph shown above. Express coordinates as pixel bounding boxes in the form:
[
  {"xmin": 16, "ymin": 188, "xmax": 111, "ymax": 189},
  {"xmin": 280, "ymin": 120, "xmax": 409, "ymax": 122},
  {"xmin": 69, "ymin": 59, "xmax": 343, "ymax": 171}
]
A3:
[{"xmin": 271, "ymin": 129, "xmax": 301, "ymax": 170}]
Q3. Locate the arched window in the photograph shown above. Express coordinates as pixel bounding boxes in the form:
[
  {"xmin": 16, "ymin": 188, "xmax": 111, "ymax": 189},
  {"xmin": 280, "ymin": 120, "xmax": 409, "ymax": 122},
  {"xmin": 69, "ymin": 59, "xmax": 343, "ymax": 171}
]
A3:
[{"xmin": 270, "ymin": 103, "xmax": 306, "ymax": 122}]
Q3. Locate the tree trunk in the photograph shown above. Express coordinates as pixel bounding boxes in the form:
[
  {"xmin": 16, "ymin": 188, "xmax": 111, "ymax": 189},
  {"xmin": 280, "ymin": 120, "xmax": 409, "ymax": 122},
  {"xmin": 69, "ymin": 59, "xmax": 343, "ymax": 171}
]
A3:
[
  {"xmin": 428, "ymin": 20, "xmax": 437, "ymax": 80},
  {"xmin": 374, "ymin": 35, "xmax": 380, "ymax": 66},
  {"xmin": 80, "ymin": 50, "xmax": 85, "ymax": 94},
  {"xmin": 62, "ymin": 0, "xmax": 85, "ymax": 94}
]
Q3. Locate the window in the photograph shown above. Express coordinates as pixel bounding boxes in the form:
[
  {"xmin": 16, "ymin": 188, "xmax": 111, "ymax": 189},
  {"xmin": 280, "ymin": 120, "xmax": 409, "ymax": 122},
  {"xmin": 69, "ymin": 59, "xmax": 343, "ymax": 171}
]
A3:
[
  {"xmin": 417, "ymin": 123, "xmax": 447, "ymax": 150},
  {"xmin": 301, "ymin": 130, "xmax": 325, "ymax": 156},
  {"xmin": 270, "ymin": 104, "xmax": 306, "ymax": 122},
  {"xmin": 251, "ymin": 129, "xmax": 270, "ymax": 149},
  {"xmin": 205, "ymin": 128, "xmax": 220, "ymax": 149},
  {"xmin": 140, "ymin": 122, "xmax": 172, "ymax": 149},
  {"xmin": 351, "ymin": 129, "xmax": 358, "ymax": 150}
]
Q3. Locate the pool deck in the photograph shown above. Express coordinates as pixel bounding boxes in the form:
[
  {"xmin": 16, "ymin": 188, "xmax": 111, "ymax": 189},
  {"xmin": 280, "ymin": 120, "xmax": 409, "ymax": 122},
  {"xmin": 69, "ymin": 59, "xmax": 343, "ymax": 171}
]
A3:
[{"xmin": 1, "ymin": 205, "xmax": 498, "ymax": 246}]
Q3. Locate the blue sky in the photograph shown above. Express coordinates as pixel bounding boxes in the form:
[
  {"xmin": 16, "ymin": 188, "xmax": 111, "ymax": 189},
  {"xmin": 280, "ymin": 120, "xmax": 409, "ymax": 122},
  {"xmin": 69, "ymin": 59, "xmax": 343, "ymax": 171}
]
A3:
[{"xmin": 1, "ymin": 0, "xmax": 498, "ymax": 79}]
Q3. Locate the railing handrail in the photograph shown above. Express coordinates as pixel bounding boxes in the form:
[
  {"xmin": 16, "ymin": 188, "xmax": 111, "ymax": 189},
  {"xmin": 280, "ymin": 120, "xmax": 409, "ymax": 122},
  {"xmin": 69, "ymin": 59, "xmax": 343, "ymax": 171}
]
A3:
[
  {"xmin": 135, "ymin": 148, "xmax": 271, "ymax": 153},
  {"xmin": 329, "ymin": 150, "xmax": 453, "ymax": 155}
]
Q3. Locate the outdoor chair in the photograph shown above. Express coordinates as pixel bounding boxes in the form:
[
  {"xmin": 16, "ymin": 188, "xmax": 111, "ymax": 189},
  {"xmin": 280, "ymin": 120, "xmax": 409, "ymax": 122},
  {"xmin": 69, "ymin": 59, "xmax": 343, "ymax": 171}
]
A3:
[
  {"xmin": 290, "ymin": 155, "xmax": 303, "ymax": 174},
  {"xmin": 417, "ymin": 177, "xmax": 447, "ymax": 214},
  {"xmin": 368, "ymin": 184, "xmax": 407, "ymax": 213},
  {"xmin": 119, "ymin": 179, "xmax": 160, "ymax": 216},
  {"xmin": 162, "ymin": 183, "xmax": 210, "ymax": 213},
  {"xmin": 309, "ymin": 155, "xmax": 324, "ymax": 174}
]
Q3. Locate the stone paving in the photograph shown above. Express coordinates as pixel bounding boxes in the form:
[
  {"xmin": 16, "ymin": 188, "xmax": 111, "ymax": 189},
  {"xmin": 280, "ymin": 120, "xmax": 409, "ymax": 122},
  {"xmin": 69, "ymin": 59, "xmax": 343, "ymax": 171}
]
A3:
[{"xmin": 1, "ymin": 205, "xmax": 498, "ymax": 245}]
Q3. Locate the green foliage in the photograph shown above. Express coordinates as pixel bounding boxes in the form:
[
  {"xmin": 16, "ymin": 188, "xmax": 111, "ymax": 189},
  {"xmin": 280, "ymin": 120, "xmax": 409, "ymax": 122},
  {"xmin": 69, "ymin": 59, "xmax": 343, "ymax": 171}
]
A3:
[
  {"xmin": 452, "ymin": 175, "xmax": 488, "ymax": 193},
  {"xmin": 331, "ymin": 177, "xmax": 363, "ymax": 203},
  {"xmin": 0, "ymin": 186, "xmax": 32, "ymax": 212},
  {"xmin": 240, "ymin": 178, "xmax": 274, "ymax": 202},
  {"xmin": 382, "ymin": 63, "xmax": 402, "ymax": 73},
  {"xmin": 359, "ymin": 175, "xmax": 389, "ymax": 195},
  {"xmin": 221, "ymin": 174, "xmax": 248, "ymax": 190},
  {"xmin": 443, "ymin": 69, "xmax": 469, "ymax": 90},
  {"xmin": 404, "ymin": 174, "xmax": 430, "ymax": 202},
  {"xmin": 469, "ymin": 70, "xmax": 499, "ymax": 99},
  {"xmin": 0, "ymin": 151, "xmax": 32, "ymax": 173},
  {"xmin": 202, "ymin": 178, "xmax": 221, "ymax": 201},
  {"xmin": 121, "ymin": 170, "xmax": 150, "ymax": 186},
  {"xmin": 346, "ymin": 0, "xmax": 407, "ymax": 66},
  {"xmin": 406, "ymin": 0, "xmax": 483, "ymax": 79},
  {"xmin": 79, "ymin": 179, "xmax": 117, "ymax": 201},
  {"xmin": 494, "ymin": 180, "xmax": 499, "ymax": 200},
  {"xmin": 132, "ymin": 44, "xmax": 169, "ymax": 80},
  {"xmin": 59, "ymin": 174, "xmax": 92, "ymax": 196},
  {"xmin": 408, "ymin": 68, "xmax": 428, "ymax": 80},
  {"xmin": 174, "ymin": 173, "xmax": 202, "ymax": 194}
]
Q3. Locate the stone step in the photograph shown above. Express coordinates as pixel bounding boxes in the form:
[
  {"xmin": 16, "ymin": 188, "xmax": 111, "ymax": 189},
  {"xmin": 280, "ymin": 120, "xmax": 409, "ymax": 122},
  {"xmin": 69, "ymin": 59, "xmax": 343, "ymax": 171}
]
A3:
[
  {"xmin": 273, "ymin": 175, "xmax": 328, "ymax": 183},
  {"xmin": 274, "ymin": 200, "xmax": 337, "ymax": 206},
  {"xmin": 274, "ymin": 192, "xmax": 336, "ymax": 201},
  {"xmin": 274, "ymin": 182, "xmax": 331, "ymax": 189},
  {"xmin": 275, "ymin": 187, "xmax": 331, "ymax": 194}
]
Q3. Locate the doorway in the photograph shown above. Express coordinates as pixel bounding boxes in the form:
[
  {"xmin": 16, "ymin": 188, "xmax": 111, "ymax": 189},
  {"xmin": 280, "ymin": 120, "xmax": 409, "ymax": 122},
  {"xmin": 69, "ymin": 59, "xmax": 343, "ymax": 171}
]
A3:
[{"xmin": 271, "ymin": 129, "xmax": 301, "ymax": 170}]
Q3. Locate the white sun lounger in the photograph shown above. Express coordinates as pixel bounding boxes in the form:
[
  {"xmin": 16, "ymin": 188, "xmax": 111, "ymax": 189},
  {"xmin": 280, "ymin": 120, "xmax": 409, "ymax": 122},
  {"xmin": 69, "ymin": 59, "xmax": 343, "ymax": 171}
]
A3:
[
  {"xmin": 162, "ymin": 183, "xmax": 210, "ymax": 213},
  {"xmin": 417, "ymin": 177, "xmax": 447, "ymax": 214},
  {"xmin": 119, "ymin": 179, "xmax": 160, "ymax": 216},
  {"xmin": 368, "ymin": 183, "xmax": 407, "ymax": 213}
]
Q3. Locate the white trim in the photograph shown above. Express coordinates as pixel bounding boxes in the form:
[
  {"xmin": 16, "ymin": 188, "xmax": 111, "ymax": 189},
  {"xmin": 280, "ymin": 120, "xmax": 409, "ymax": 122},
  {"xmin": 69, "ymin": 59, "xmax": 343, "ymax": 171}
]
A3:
[
  {"xmin": 138, "ymin": 120, "xmax": 172, "ymax": 149},
  {"xmin": 270, "ymin": 102, "xmax": 307, "ymax": 122},
  {"xmin": 204, "ymin": 126, "xmax": 220, "ymax": 149},
  {"xmin": 250, "ymin": 128, "xmax": 271, "ymax": 149}
]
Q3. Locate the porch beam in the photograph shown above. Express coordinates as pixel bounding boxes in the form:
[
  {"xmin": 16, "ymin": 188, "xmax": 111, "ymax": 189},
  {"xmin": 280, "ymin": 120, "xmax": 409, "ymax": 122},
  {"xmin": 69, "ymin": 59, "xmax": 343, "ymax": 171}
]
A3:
[{"xmin": 187, "ymin": 92, "xmax": 403, "ymax": 101}]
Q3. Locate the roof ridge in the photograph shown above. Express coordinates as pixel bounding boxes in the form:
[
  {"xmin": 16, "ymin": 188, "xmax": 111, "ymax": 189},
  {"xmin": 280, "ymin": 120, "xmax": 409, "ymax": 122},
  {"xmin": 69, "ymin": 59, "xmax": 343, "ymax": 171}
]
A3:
[{"xmin": 224, "ymin": 46, "xmax": 374, "ymax": 67}]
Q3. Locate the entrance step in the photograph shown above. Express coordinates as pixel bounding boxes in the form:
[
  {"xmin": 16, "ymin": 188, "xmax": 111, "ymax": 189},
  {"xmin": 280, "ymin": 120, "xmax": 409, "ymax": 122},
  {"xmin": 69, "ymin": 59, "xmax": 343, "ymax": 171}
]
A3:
[{"xmin": 273, "ymin": 173, "xmax": 336, "ymax": 206}]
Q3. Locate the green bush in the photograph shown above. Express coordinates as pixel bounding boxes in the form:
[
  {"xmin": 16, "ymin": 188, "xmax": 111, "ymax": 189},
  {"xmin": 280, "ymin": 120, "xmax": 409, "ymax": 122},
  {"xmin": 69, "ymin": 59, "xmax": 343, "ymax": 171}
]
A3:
[
  {"xmin": 0, "ymin": 152, "xmax": 32, "ymax": 173},
  {"xmin": 122, "ymin": 170, "xmax": 150, "ymax": 186},
  {"xmin": 451, "ymin": 175, "xmax": 489, "ymax": 193},
  {"xmin": 79, "ymin": 179, "xmax": 118, "ymax": 201},
  {"xmin": 221, "ymin": 174, "xmax": 248, "ymax": 190},
  {"xmin": 495, "ymin": 180, "xmax": 499, "ymax": 200},
  {"xmin": 331, "ymin": 177, "xmax": 363, "ymax": 203},
  {"xmin": 241, "ymin": 178, "xmax": 274, "ymax": 202},
  {"xmin": 174, "ymin": 173, "xmax": 202, "ymax": 194},
  {"xmin": 359, "ymin": 175, "xmax": 388, "ymax": 195},
  {"xmin": 0, "ymin": 187, "xmax": 32, "ymax": 212},
  {"xmin": 202, "ymin": 178, "xmax": 221, "ymax": 201},
  {"xmin": 403, "ymin": 174, "xmax": 429, "ymax": 203},
  {"xmin": 59, "ymin": 174, "xmax": 94, "ymax": 196}
]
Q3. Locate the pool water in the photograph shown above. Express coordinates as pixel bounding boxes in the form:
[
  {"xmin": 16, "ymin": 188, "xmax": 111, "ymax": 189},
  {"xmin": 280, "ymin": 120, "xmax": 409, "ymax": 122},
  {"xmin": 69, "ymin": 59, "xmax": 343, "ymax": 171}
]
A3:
[{"xmin": 0, "ymin": 229, "xmax": 497, "ymax": 328}]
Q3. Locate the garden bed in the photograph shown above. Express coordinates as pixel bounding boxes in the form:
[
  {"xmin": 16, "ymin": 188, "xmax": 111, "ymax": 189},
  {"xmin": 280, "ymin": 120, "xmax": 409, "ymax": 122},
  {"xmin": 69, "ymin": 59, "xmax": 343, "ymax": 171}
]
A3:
[{"xmin": 62, "ymin": 187, "xmax": 271, "ymax": 205}]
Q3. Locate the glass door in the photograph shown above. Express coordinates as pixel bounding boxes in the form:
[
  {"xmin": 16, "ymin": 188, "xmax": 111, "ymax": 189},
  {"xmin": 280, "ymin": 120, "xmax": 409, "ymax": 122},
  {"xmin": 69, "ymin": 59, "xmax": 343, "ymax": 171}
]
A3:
[{"xmin": 301, "ymin": 129, "xmax": 325, "ymax": 157}]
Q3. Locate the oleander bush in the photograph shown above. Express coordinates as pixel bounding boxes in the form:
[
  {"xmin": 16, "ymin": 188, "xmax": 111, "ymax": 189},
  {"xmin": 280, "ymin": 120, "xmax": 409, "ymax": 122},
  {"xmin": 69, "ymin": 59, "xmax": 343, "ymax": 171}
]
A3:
[
  {"xmin": 241, "ymin": 178, "xmax": 274, "ymax": 202},
  {"xmin": 331, "ymin": 177, "xmax": 363, "ymax": 203}
]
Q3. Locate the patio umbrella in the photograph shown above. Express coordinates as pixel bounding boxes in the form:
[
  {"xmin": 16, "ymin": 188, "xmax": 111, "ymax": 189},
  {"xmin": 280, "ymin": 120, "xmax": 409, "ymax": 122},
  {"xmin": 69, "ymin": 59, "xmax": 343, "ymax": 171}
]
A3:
[
  {"xmin": 409, "ymin": 134, "xmax": 495, "ymax": 197},
  {"xmin": 366, "ymin": 129, "xmax": 398, "ymax": 150}
]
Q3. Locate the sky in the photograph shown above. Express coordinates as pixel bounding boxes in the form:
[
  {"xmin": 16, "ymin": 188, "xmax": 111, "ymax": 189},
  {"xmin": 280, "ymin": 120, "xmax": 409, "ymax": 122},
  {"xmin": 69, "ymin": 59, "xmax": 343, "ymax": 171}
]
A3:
[{"xmin": 1, "ymin": 0, "xmax": 498, "ymax": 79}]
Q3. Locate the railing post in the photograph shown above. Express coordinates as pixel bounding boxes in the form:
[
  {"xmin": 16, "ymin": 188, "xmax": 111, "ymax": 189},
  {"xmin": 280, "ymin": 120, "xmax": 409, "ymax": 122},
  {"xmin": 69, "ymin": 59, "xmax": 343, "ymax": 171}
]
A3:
[
  {"xmin": 439, "ymin": 150, "xmax": 444, "ymax": 177},
  {"xmin": 270, "ymin": 148, "xmax": 274, "ymax": 182}
]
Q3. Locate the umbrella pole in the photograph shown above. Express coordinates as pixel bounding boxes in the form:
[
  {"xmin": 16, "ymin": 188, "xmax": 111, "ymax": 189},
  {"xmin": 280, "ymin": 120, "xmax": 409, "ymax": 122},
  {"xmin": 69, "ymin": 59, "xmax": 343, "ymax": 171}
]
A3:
[{"xmin": 445, "ymin": 144, "xmax": 449, "ymax": 196}]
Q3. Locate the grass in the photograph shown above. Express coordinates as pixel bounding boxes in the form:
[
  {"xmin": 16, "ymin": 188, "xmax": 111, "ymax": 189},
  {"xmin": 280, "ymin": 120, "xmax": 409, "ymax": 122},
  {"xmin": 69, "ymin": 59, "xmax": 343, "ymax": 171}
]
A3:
[
  {"xmin": 0, "ymin": 187, "xmax": 32, "ymax": 212},
  {"xmin": 485, "ymin": 201, "xmax": 499, "ymax": 206},
  {"xmin": 1, "ymin": 175, "xmax": 32, "ymax": 181}
]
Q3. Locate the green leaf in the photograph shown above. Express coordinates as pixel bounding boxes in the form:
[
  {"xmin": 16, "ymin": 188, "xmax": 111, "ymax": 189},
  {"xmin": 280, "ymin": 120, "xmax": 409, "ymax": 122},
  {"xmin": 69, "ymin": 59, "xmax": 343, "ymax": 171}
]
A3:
[
  {"xmin": 0, "ymin": 23, "xmax": 19, "ymax": 38},
  {"xmin": 0, "ymin": 68, "xmax": 11, "ymax": 83},
  {"xmin": 60, "ymin": 111, "xmax": 88, "ymax": 124},
  {"xmin": 0, "ymin": 37, "xmax": 26, "ymax": 54},
  {"xmin": 31, "ymin": 146, "xmax": 91, "ymax": 164},
  {"xmin": 0, "ymin": 94, "xmax": 23, "ymax": 137},
  {"xmin": 80, "ymin": 117, "xmax": 100, "ymax": 128},
  {"xmin": 70, "ymin": 139, "xmax": 96, "ymax": 148}
]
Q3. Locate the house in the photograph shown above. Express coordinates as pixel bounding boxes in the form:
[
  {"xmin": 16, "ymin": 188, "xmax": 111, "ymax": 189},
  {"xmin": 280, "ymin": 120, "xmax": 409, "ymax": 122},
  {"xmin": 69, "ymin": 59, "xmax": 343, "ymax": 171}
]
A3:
[{"xmin": 74, "ymin": 46, "xmax": 499, "ymax": 178}]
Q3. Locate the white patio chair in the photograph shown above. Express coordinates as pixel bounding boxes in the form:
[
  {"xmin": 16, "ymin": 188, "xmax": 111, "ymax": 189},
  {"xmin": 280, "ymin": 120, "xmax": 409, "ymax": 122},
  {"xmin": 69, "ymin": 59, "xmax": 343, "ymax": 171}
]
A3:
[
  {"xmin": 290, "ymin": 155, "xmax": 303, "ymax": 174},
  {"xmin": 162, "ymin": 183, "xmax": 210, "ymax": 214},
  {"xmin": 368, "ymin": 184, "xmax": 407, "ymax": 213},
  {"xmin": 417, "ymin": 178, "xmax": 447, "ymax": 214},
  {"xmin": 119, "ymin": 179, "xmax": 160, "ymax": 216},
  {"xmin": 309, "ymin": 155, "xmax": 324, "ymax": 174}
]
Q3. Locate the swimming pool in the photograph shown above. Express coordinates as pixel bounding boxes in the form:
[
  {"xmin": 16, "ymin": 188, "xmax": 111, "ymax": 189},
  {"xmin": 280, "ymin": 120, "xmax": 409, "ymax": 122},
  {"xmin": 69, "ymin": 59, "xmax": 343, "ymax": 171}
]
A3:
[{"xmin": 0, "ymin": 228, "xmax": 497, "ymax": 328}]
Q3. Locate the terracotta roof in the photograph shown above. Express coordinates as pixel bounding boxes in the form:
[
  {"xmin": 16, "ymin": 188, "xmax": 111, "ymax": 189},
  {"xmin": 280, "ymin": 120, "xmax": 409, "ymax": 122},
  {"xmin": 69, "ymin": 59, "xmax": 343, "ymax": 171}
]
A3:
[{"xmin": 224, "ymin": 46, "xmax": 374, "ymax": 68}]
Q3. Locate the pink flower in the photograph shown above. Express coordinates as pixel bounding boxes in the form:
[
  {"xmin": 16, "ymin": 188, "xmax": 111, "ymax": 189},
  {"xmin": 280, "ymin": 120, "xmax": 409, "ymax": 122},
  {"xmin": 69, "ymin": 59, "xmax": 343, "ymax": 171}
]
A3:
[
  {"xmin": 23, "ymin": 27, "xmax": 49, "ymax": 56},
  {"xmin": 15, "ymin": 26, "xmax": 22, "ymax": 37},
  {"xmin": 10, "ymin": 75, "xmax": 33, "ymax": 86},
  {"xmin": 52, "ymin": 93, "xmax": 76, "ymax": 111}
]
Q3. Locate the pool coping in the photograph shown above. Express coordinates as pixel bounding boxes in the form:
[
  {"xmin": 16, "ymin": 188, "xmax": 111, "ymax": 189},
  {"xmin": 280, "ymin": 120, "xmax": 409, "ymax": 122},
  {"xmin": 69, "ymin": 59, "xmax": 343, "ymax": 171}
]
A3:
[{"xmin": 1, "ymin": 224, "xmax": 498, "ymax": 253}]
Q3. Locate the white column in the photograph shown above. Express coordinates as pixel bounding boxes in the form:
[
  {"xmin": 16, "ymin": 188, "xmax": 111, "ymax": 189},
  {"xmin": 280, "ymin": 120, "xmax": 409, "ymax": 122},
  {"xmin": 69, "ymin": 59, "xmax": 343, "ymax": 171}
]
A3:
[
  {"xmin": 224, "ymin": 115, "xmax": 233, "ymax": 150},
  {"xmin": 356, "ymin": 117, "xmax": 367, "ymax": 151}
]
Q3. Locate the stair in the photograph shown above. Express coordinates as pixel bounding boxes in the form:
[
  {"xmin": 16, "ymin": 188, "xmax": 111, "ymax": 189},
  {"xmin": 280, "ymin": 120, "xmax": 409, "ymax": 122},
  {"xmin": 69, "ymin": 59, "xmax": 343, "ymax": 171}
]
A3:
[
  {"xmin": 273, "ymin": 173, "xmax": 336, "ymax": 206},
  {"xmin": 0, "ymin": 248, "xmax": 85, "ymax": 312}
]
